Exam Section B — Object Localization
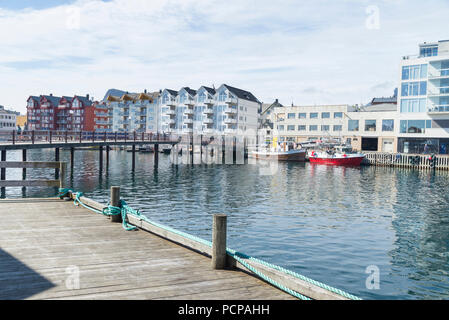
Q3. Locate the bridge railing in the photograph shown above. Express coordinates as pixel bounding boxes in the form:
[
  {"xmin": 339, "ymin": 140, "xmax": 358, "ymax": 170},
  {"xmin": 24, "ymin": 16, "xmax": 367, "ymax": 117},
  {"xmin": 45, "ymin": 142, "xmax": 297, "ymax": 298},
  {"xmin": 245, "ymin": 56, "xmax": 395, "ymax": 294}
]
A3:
[{"xmin": 0, "ymin": 130, "xmax": 178, "ymax": 145}]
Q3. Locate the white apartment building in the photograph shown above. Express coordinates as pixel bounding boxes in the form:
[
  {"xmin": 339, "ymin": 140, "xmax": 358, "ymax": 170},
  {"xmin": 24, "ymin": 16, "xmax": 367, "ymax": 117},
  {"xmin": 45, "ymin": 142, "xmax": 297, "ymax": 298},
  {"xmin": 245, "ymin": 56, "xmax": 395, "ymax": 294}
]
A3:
[
  {"xmin": 398, "ymin": 40, "xmax": 449, "ymax": 154},
  {"xmin": 105, "ymin": 91, "xmax": 159, "ymax": 133},
  {"xmin": 159, "ymin": 84, "xmax": 261, "ymax": 136},
  {"xmin": 0, "ymin": 105, "xmax": 18, "ymax": 132}
]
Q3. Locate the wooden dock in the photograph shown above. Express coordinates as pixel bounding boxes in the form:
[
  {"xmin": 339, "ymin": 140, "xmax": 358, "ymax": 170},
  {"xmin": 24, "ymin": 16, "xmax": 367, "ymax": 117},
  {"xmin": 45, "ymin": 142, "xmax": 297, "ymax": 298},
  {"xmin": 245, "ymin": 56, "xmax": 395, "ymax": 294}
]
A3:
[{"xmin": 0, "ymin": 198, "xmax": 295, "ymax": 300}]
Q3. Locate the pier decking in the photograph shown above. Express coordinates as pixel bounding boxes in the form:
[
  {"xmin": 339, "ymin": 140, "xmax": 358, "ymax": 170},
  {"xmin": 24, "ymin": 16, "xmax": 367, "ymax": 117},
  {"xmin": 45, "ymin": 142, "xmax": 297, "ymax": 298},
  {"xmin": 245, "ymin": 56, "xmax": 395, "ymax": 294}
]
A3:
[{"xmin": 0, "ymin": 198, "xmax": 294, "ymax": 300}]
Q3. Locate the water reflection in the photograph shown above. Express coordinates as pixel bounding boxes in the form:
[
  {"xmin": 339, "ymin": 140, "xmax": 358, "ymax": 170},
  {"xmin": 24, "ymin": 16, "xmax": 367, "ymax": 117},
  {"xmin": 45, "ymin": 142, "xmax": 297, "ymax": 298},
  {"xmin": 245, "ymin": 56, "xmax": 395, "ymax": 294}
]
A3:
[{"xmin": 1, "ymin": 148, "xmax": 448, "ymax": 299}]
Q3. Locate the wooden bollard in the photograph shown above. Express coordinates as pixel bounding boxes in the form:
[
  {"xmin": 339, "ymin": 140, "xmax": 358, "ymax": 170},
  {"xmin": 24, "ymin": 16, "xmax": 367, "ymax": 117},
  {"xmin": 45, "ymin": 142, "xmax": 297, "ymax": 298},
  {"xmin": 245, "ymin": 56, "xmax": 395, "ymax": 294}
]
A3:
[
  {"xmin": 110, "ymin": 186, "xmax": 122, "ymax": 223},
  {"xmin": 212, "ymin": 214, "xmax": 227, "ymax": 270}
]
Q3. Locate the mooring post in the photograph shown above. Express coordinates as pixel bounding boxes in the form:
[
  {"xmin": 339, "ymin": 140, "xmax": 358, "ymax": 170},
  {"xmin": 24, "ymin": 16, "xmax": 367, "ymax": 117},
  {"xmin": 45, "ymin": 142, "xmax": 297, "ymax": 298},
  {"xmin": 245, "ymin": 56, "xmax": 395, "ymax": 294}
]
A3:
[
  {"xmin": 22, "ymin": 149, "xmax": 27, "ymax": 180},
  {"xmin": 110, "ymin": 186, "xmax": 122, "ymax": 223},
  {"xmin": 212, "ymin": 214, "xmax": 227, "ymax": 270},
  {"xmin": 132, "ymin": 144, "xmax": 136, "ymax": 171},
  {"xmin": 154, "ymin": 144, "xmax": 159, "ymax": 167},
  {"xmin": 59, "ymin": 162, "xmax": 67, "ymax": 193},
  {"xmin": 12, "ymin": 130, "xmax": 15, "ymax": 145},
  {"xmin": 31, "ymin": 130, "xmax": 35, "ymax": 144},
  {"xmin": 106, "ymin": 145, "xmax": 110, "ymax": 169},
  {"xmin": 70, "ymin": 147, "xmax": 75, "ymax": 172},
  {"xmin": 99, "ymin": 145, "xmax": 103, "ymax": 175},
  {"xmin": 55, "ymin": 147, "xmax": 60, "ymax": 180},
  {"xmin": 1, "ymin": 150, "xmax": 6, "ymax": 181}
]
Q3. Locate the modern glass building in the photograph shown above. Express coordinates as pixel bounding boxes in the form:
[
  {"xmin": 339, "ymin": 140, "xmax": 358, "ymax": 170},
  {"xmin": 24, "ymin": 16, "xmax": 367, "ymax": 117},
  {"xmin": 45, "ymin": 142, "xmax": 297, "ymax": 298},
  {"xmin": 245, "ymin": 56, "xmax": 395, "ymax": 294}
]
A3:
[{"xmin": 398, "ymin": 40, "xmax": 449, "ymax": 154}]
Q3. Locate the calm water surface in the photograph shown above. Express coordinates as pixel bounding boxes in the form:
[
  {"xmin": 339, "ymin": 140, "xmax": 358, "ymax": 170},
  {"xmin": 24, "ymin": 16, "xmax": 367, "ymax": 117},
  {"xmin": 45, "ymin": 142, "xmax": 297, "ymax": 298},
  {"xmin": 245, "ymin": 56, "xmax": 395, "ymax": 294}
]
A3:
[{"xmin": 1, "ymin": 148, "xmax": 449, "ymax": 299}]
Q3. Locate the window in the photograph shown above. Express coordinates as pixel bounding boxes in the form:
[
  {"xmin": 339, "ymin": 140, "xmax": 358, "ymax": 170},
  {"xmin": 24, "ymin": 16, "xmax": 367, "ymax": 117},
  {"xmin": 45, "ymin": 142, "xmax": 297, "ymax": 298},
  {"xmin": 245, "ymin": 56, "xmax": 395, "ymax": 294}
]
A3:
[
  {"xmin": 298, "ymin": 113, "xmax": 306, "ymax": 119},
  {"xmin": 400, "ymin": 98, "xmax": 426, "ymax": 113},
  {"xmin": 334, "ymin": 112, "xmax": 343, "ymax": 118},
  {"xmin": 401, "ymin": 81, "xmax": 426, "ymax": 97},
  {"xmin": 287, "ymin": 113, "xmax": 296, "ymax": 119},
  {"xmin": 400, "ymin": 120, "xmax": 431, "ymax": 134},
  {"xmin": 382, "ymin": 119, "xmax": 394, "ymax": 131},
  {"xmin": 298, "ymin": 125, "xmax": 306, "ymax": 131},
  {"xmin": 287, "ymin": 125, "xmax": 295, "ymax": 131},
  {"xmin": 310, "ymin": 113, "xmax": 318, "ymax": 119},
  {"xmin": 420, "ymin": 46, "xmax": 438, "ymax": 57},
  {"xmin": 309, "ymin": 125, "xmax": 318, "ymax": 131},
  {"xmin": 333, "ymin": 125, "xmax": 342, "ymax": 131},
  {"xmin": 321, "ymin": 112, "xmax": 330, "ymax": 119},
  {"xmin": 402, "ymin": 64, "xmax": 428, "ymax": 80},
  {"xmin": 348, "ymin": 120, "xmax": 359, "ymax": 131},
  {"xmin": 321, "ymin": 125, "xmax": 330, "ymax": 131},
  {"xmin": 278, "ymin": 125, "xmax": 284, "ymax": 131},
  {"xmin": 365, "ymin": 120, "xmax": 376, "ymax": 132}
]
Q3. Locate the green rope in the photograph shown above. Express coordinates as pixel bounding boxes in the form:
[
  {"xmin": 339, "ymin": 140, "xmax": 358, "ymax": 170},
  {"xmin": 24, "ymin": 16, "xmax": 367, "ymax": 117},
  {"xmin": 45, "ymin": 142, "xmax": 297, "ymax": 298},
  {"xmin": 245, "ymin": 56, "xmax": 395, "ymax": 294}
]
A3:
[{"xmin": 58, "ymin": 188, "xmax": 360, "ymax": 300}]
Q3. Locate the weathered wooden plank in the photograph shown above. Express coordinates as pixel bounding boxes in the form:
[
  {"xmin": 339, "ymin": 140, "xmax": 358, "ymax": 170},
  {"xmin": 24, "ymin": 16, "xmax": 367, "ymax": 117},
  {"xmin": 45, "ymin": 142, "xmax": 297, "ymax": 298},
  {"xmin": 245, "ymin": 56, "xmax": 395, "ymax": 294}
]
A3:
[
  {"xmin": 0, "ymin": 199, "xmax": 295, "ymax": 300},
  {"xmin": 127, "ymin": 214, "xmax": 212, "ymax": 257}
]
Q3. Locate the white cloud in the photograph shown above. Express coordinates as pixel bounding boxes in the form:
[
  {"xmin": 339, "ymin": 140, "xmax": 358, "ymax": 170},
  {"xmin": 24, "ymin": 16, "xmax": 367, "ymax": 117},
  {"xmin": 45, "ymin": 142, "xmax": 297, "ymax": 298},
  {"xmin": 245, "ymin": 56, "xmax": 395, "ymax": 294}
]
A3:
[{"xmin": 0, "ymin": 0, "xmax": 448, "ymax": 113}]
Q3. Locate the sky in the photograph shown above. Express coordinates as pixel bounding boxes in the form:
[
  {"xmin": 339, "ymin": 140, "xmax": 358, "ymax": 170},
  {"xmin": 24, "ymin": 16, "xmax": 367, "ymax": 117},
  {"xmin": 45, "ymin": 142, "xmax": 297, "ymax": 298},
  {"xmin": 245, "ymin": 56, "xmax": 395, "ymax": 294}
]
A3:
[{"xmin": 0, "ymin": 0, "xmax": 448, "ymax": 114}]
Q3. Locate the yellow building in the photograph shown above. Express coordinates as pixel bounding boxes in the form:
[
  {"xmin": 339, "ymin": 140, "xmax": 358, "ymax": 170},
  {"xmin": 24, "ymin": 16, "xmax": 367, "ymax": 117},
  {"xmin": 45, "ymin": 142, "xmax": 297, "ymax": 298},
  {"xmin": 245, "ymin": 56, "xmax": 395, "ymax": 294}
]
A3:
[{"xmin": 16, "ymin": 115, "xmax": 27, "ymax": 129}]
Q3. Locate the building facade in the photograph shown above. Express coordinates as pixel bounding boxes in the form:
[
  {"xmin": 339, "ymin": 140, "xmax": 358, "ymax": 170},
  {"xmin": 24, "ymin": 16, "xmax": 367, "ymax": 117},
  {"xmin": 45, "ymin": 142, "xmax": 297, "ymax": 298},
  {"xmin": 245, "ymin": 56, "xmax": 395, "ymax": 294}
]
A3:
[
  {"xmin": 104, "ymin": 91, "xmax": 159, "ymax": 133},
  {"xmin": 26, "ymin": 94, "xmax": 95, "ymax": 131},
  {"xmin": 398, "ymin": 40, "xmax": 449, "ymax": 154},
  {"xmin": 0, "ymin": 105, "xmax": 18, "ymax": 132},
  {"xmin": 271, "ymin": 102, "xmax": 399, "ymax": 153},
  {"xmin": 159, "ymin": 84, "xmax": 260, "ymax": 135}
]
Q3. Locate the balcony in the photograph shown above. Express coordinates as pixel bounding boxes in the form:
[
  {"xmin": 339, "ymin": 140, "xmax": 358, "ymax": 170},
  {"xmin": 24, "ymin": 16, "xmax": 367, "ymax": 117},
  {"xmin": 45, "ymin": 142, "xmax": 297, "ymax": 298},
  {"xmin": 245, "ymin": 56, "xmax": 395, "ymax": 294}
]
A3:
[
  {"xmin": 184, "ymin": 98, "xmax": 195, "ymax": 106},
  {"xmin": 428, "ymin": 104, "xmax": 449, "ymax": 114},
  {"xmin": 184, "ymin": 108, "xmax": 194, "ymax": 115},
  {"xmin": 182, "ymin": 128, "xmax": 193, "ymax": 133},
  {"xmin": 203, "ymin": 128, "xmax": 214, "ymax": 134},
  {"xmin": 225, "ymin": 97, "xmax": 238, "ymax": 105},
  {"xmin": 165, "ymin": 100, "xmax": 176, "ymax": 107},
  {"xmin": 183, "ymin": 118, "xmax": 193, "ymax": 124},
  {"xmin": 224, "ymin": 107, "xmax": 237, "ymax": 114},
  {"xmin": 427, "ymin": 87, "xmax": 449, "ymax": 97},
  {"xmin": 428, "ymin": 68, "xmax": 449, "ymax": 79},
  {"xmin": 224, "ymin": 117, "xmax": 237, "ymax": 124},
  {"xmin": 203, "ymin": 118, "xmax": 213, "ymax": 124},
  {"xmin": 204, "ymin": 98, "xmax": 214, "ymax": 105},
  {"xmin": 164, "ymin": 119, "xmax": 175, "ymax": 125},
  {"xmin": 224, "ymin": 128, "xmax": 236, "ymax": 134},
  {"xmin": 203, "ymin": 107, "xmax": 214, "ymax": 115},
  {"xmin": 164, "ymin": 109, "xmax": 176, "ymax": 116}
]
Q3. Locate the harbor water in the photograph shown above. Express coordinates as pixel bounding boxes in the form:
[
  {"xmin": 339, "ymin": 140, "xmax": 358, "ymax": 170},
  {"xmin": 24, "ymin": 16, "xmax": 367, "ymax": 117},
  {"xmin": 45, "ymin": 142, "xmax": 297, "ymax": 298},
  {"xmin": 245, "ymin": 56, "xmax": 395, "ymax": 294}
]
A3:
[{"xmin": 1, "ymin": 148, "xmax": 448, "ymax": 300}]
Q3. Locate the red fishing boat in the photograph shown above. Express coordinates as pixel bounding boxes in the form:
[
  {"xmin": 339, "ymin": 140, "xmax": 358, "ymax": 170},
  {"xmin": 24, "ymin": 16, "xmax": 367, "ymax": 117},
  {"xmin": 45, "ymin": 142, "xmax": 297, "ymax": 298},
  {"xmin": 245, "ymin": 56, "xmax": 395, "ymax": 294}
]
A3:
[{"xmin": 308, "ymin": 146, "xmax": 365, "ymax": 166}]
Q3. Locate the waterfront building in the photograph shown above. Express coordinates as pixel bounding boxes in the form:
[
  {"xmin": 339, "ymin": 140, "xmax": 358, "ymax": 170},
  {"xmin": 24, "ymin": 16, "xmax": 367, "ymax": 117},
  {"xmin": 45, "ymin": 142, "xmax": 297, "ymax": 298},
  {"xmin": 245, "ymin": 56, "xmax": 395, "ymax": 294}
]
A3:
[
  {"xmin": 104, "ymin": 90, "xmax": 160, "ymax": 133},
  {"xmin": 271, "ymin": 98, "xmax": 399, "ymax": 153},
  {"xmin": 0, "ymin": 105, "xmax": 18, "ymax": 132},
  {"xmin": 398, "ymin": 40, "xmax": 449, "ymax": 154},
  {"xmin": 26, "ymin": 94, "xmax": 94, "ymax": 131},
  {"xmin": 16, "ymin": 115, "xmax": 27, "ymax": 131},
  {"xmin": 159, "ymin": 84, "xmax": 260, "ymax": 135}
]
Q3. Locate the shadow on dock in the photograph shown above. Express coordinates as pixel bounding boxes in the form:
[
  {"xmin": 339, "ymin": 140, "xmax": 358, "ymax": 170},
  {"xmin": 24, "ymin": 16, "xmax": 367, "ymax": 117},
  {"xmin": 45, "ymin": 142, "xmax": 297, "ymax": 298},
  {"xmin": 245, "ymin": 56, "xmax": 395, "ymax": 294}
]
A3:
[{"xmin": 0, "ymin": 248, "xmax": 55, "ymax": 299}]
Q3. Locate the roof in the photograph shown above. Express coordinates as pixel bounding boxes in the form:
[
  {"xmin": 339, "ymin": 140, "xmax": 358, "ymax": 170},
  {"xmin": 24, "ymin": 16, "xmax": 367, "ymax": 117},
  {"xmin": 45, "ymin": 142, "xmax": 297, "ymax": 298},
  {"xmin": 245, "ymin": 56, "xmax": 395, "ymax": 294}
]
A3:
[
  {"xmin": 223, "ymin": 84, "xmax": 259, "ymax": 103},
  {"xmin": 182, "ymin": 87, "xmax": 197, "ymax": 97},
  {"xmin": 261, "ymin": 99, "xmax": 283, "ymax": 115},
  {"xmin": 202, "ymin": 86, "xmax": 216, "ymax": 95},
  {"xmin": 42, "ymin": 95, "xmax": 62, "ymax": 106},
  {"xmin": 165, "ymin": 89, "xmax": 178, "ymax": 96},
  {"xmin": 370, "ymin": 97, "xmax": 397, "ymax": 105},
  {"xmin": 103, "ymin": 89, "xmax": 127, "ymax": 101},
  {"xmin": 74, "ymin": 95, "xmax": 93, "ymax": 106}
]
